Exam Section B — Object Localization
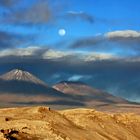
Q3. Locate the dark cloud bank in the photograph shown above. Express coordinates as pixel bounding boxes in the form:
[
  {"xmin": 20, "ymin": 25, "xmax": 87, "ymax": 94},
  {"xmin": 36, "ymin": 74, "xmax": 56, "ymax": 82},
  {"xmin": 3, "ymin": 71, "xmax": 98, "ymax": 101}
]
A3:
[{"xmin": 0, "ymin": 51, "xmax": 140, "ymax": 103}]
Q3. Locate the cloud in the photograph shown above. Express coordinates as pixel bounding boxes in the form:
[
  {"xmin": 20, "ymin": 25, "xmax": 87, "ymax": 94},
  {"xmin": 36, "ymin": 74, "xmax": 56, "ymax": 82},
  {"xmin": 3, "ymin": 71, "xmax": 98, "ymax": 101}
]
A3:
[
  {"xmin": 0, "ymin": 1, "xmax": 53, "ymax": 49},
  {"xmin": 0, "ymin": 48, "xmax": 71, "ymax": 59},
  {"xmin": 0, "ymin": 31, "xmax": 15, "ymax": 48},
  {"xmin": 84, "ymin": 53, "xmax": 117, "ymax": 61},
  {"xmin": 68, "ymin": 75, "xmax": 84, "ymax": 81},
  {"xmin": 0, "ymin": 47, "xmax": 117, "ymax": 61},
  {"xmin": 23, "ymin": 1, "xmax": 51, "ymax": 24},
  {"xmin": 65, "ymin": 11, "xmax": 119, "ymax": 25},
  {"xmin": 105, "ymin": 30, "xmax": 140, "ymax": 46},
  {"xmin": 66, "ymin": 11, "xmax": 94, "ymax": 24},
  {"xmin": 9, "ymin": 1, "xmax": 51, "ymax": 25},
  {"xmin": 42, "ymin": 49, "xmax": 72, "ymax": 59},
  {"xmin": 0, "ymin": 47, "xmax": 140, "ymax": 102},
  {"xmin": 0, "ymin": 47, "xmax": 44, "ymax": 57},
  {"xmin": 70, "ymin": 36, "xmax": 104, "ymax": 48},
  {"xmin": 0, "ymin": 0, "xmax": 54, "ymax": 25},
  {"xmin": 0, "ymin": 31, "xmax": 23, "ymax": 49},
  {"xmin": 0, "ymin": 0, "xmax": 64, "ymax": 49},
  {"xmin": 105, "ymin": 30, "xmax": 140, "ymax": 51},
  {"xmin": 69, "ymin": 30, "xmax": 140, "ymax": 55},
  {"xmin": 0, "ymin": 31, "xmax": 36, "ymax": 49},
  {"xmin": 68, "ymin": 75, "xmax": 91, "ymax": 81},
  {"xmin": 106, "ymin": 30, "xmax": 140, "ymax": 39}
]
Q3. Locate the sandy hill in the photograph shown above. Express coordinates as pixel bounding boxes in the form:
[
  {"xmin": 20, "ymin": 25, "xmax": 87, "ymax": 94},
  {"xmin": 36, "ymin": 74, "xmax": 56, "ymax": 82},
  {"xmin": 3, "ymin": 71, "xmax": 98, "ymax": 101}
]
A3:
[{"xmin": 0, "ymin": 106, "xmax": 140, "ymax": 140}]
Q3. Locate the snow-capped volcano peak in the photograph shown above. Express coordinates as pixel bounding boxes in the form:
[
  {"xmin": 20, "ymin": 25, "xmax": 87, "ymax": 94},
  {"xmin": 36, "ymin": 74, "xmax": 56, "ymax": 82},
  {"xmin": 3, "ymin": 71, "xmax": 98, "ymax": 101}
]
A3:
[{"xmin": 0, "ymin": 69, "xmax": 46, "ymax": 85}]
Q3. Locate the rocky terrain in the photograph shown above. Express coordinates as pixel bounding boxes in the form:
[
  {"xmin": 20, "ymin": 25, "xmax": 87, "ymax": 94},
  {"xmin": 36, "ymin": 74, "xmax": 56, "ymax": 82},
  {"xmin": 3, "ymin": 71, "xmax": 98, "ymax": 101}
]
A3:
[{"xmin": 0, "ymin": 106, "xmax": 140, "ymax": 140}]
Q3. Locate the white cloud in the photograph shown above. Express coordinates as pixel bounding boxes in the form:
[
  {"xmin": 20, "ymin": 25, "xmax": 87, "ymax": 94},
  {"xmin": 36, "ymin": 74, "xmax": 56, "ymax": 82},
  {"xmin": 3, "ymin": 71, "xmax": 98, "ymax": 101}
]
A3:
[
  {"xmin": 0, "ymin": 46, "xmax": 40, "ymax": 57},
  {"xmin": 84, "ymin": 52, "xmax": 117, "ymax": 61},
  {"xmin": 67, "ymin": 11, "xmax": 84, "ymax": 14},
  {"xmin": 42, "ymin": 49, "xmax": 71, "ymax": 59},
  {"xmin": 1, "ymin": 46, "xmax": 140, "ymax": 63},
  {"xmin": 105, "ymin": 30, "xmax": 140, "ymax": 39},
  {"xmin": 42, "ymin": 49, "xmax": 117, "ymax": 61},
  {"xmin": 68, "ymin": 75, "xmax": 83, "ymax": 81},
  {"xmin": 68, "ymin": 74, "xmax": 92, "ymax": 81}
]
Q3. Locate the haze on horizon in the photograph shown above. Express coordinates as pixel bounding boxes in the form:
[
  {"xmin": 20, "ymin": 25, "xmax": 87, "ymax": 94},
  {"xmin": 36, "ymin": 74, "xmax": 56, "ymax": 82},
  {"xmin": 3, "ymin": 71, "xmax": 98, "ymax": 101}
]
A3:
[{"xmin": 0, "ymin": 0, "xmax": 140, "ymax": 103}]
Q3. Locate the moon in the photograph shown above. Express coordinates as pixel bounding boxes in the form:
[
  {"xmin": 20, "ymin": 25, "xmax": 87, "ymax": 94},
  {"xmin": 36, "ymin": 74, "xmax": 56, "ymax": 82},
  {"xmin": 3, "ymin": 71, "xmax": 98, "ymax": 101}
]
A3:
[{"xmin": 58, "ymin": 29, "xmax": 66, "ymax": 36}]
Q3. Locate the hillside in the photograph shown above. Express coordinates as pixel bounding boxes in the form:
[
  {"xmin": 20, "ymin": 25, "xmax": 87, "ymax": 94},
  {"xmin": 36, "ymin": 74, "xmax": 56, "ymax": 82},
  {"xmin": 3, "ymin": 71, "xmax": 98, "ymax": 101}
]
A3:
[{"xmin": 0, "ymin": 106, "xmax": 140, "ymax": 140}]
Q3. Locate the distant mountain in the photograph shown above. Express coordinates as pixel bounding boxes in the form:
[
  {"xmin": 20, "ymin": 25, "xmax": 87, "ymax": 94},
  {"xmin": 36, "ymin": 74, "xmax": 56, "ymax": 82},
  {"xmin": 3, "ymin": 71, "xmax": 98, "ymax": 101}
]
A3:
[
  {"xmin": 53, "ymin": 81, "xmax": 129, "ymax": 106},
  {"xmin": 0, "ymin": 69, "xmax": 46, "ymax": 85},
  {"xmin": 0, "ymin": 69, "xmax": 132, "ymax": 108},
  {"xmin": 0, "ymin": 69, "xmax": 84, "ymax": 107},
  {"xmin": 0, "ymin": 69, "xmax": 65, "ymax": 96}
]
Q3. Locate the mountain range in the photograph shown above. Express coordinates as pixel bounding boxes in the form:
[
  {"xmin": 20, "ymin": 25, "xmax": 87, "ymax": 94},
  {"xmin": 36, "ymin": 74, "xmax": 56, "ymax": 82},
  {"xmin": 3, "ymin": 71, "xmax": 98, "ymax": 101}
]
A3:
[{"xmin": 0, "ymin": 69, "xmax": 139, "ymax": 113}]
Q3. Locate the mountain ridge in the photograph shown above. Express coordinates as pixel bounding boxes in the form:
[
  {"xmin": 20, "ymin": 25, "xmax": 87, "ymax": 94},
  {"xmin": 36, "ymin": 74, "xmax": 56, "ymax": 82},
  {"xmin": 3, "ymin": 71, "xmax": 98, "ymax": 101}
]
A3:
[
  {"xmin": 0, "ymin": 69, "xmax": 140, "ymax": 113},
  {"xmin": 53, "ymin": 81, "xmax": 128, "ymax": 104}
]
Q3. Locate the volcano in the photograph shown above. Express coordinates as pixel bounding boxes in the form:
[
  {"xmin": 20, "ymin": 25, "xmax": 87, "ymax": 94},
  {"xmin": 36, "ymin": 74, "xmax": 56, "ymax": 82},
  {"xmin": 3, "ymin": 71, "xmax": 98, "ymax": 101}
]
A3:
[
  {"xmin": 0, "ymin": 69, "xmax": 84, "ymax": 107},
  {"xmin": 0, "ymin": 69, "xmax": 46, "ymax": 85},
  {"xmin": 52, "ymin": 81, "xmax": 140, "ymax": 112},
  {"xmin": 0, "ymin": 69, "xmax": 65, "ymax": 96},
  {"xmin": 53, "ymin": 81, "xmax": 128, "ymax": 104},
  {"xmin": 0, "ymin": 69, "xmax": 139, "ymax": 112}
]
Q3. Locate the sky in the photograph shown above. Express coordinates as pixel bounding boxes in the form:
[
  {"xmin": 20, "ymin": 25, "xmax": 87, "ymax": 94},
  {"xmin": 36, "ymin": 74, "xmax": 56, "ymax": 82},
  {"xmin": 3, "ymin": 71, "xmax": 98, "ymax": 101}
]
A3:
[{"xmin": 0, "ymin": 0, "xmax": 140, "ymax": 102}]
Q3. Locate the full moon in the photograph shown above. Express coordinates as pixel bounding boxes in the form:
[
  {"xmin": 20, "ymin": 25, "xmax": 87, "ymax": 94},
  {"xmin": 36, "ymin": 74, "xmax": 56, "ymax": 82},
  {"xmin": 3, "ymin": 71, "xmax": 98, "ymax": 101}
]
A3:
[{"xmin": 58, "ymin": 29, "xmax": 66, "ymax": 36}]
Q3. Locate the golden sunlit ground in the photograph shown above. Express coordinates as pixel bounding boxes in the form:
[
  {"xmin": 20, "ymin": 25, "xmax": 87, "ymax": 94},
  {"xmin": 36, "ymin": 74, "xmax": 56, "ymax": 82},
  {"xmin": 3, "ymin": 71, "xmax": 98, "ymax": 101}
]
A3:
[{"xmin": 0, "ymin": 106, "xmax": 140, "ymax": 140}]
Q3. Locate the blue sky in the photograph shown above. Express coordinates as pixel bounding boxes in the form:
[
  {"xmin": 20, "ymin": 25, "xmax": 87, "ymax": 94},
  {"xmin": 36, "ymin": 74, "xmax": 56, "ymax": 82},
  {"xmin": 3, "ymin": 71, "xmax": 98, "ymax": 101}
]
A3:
[
  {"xmin": 0, "ymin": 0, "xmax": 140, "ymax": 48},
  {"xmin": 0, "ymin": 0, "xmax": 140, "ymax": 102}
]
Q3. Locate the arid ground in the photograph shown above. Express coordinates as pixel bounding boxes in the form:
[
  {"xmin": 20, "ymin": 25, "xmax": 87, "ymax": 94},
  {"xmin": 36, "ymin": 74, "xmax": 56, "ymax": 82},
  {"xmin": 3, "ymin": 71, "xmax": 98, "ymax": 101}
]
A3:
[{"xmin": 0, "ymin": 106, "xmax": 140, "ymax": 140}]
